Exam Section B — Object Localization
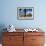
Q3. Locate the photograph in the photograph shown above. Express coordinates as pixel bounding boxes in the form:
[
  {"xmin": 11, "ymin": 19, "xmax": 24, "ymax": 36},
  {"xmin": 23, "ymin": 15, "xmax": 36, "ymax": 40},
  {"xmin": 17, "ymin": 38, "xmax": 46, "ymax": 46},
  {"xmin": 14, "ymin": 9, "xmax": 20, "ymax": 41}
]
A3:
[{"xmin": 17, "ymin": 7, "xmax": 34, "ymax": 20}]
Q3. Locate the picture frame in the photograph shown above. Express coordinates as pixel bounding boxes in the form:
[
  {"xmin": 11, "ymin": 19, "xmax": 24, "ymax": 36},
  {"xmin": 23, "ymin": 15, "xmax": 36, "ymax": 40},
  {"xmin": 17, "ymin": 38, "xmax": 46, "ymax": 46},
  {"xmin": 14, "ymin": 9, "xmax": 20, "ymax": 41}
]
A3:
[{"xmin": 17, "ymin": 7, "xmax": 34, "ymax": 20}]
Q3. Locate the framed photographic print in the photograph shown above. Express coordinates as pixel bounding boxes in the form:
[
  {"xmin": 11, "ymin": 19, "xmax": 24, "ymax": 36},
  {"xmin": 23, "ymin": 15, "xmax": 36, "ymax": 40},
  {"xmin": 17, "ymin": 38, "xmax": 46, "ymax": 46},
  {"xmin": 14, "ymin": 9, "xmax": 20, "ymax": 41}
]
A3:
[{"xmin": 17, "ymin": 7, "xmax": 34, "ymax": 20}]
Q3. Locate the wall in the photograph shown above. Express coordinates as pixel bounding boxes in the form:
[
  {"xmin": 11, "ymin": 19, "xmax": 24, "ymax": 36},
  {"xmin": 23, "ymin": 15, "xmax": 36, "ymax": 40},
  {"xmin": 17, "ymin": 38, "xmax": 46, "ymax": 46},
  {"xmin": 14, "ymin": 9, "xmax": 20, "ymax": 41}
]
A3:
[
  {"xmin": 0, "ymin": 0, "xmax": 46, "ymax": 30},
  {"xmin": 0, "ymin": 0, "xmax": 46, "ymax": 44}
]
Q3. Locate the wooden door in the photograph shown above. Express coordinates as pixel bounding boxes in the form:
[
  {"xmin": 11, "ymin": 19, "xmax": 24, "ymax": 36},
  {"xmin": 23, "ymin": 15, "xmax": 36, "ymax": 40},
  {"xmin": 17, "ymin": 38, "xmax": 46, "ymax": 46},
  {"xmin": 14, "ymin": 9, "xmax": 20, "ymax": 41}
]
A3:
[
  {"xmin": 32, "ymin": 35, "xmax": 45, "ymax": 46},
  {"xmin": 2, "ymin": 32, "xmax": 23, "ymax": 46},
  {"xmin": 24, "ymin": 32, "xmax": 45, "ymax": 46}
]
